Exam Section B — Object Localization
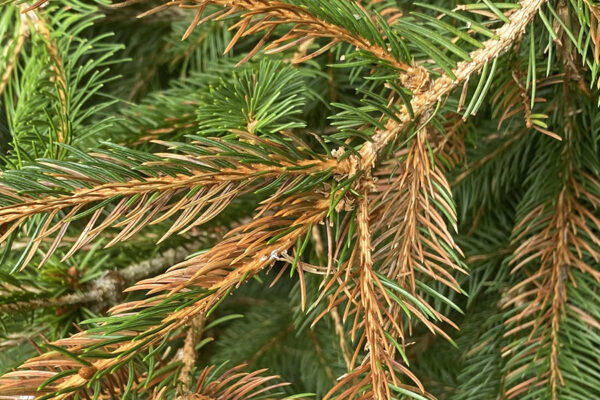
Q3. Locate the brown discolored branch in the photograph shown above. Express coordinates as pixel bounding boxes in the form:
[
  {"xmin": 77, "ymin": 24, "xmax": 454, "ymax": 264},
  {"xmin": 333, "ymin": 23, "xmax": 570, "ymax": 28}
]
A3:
[
  {"xmin": 0, "ymin": 148, "xmax": 335, "ymax": 271},
  {"xmin": 140, "ymin": 0, "xmax": 410, "ymax": 69},
  {"xmin": 188, "ymin": 363, "xmax": 292, "ymax": 400},
  {"xmin": 356, "ymin": 189, "xmax": 396, "ymax": 400},
  {"xmin": 503, "ymin": 32, "xmax": 600, "ymax": 397},
  {"xmin": 503, "ymin": 183, "xmax": 600, "ymax": 399},
  {"xmin": 0, "ymin": 193, "xmax": 329, "ymax": 399},
  {"xmin": 372, "ymin": 126, "xmax": 465, "ymax": 294}
]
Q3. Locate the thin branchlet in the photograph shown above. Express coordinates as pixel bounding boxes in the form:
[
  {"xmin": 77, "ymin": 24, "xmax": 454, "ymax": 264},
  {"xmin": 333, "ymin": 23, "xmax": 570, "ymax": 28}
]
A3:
[
  {"xmin": 0, "ymin": 7, "xmax": 29, "ymax": 96},
  {"xmin": 354, "ymin": 190, "xmax": 403, "ymax": 400}
]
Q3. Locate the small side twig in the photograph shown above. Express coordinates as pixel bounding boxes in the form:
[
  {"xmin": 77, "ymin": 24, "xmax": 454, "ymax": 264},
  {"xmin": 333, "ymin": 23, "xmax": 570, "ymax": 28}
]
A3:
[
  {"xmin": 0, "ymin": 241, "xmax": 200, "ymax": 314},
  {"xmin": 179, "ymin": 314, "xmax": 206, "ymax": 393}
]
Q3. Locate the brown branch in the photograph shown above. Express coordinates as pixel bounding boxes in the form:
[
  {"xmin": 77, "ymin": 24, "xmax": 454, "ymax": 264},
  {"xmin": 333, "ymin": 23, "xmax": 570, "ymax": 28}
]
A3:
[
  {"xmin": 0, "ymin": 1, "xmax": 550, "ymax": 398},
  {"xmin": 492, "ymin": 68, "xmax": 562, "ymax": 140},
  {"xmin": 503, "ymin": 183, "xmax": 600, "ymax": 399},
  {"xmin": 0, "ymin": 147, "xmax": 334, "ymax": 270},
  {"xmin": 503, "ymin": 29, "xmax": 600, "ymax": 397},
  {"xmin": 585, "ymin": 0, "xmax": 600, "ymax": 65},
  {"xmin": 356, "ymin": 189, "xmax": 394, "ymax": 400},
  {"xmin": 0, "ymin": 158, "xmax": 330, "ymax": 224},
  {"xmin": 373, "ymin": 127, "xmax": 465, "ymax": 291},
  {"xmin": 0, "ymin": 194, "xmax": 329, "ymax": 399},
  {"xmin": 322, "ymin": 187, "xmax": 429, "ymax": 400},
  {"xmin": 190, "ymin": 364, "xmax": 292, "ymax": 400},
  {"xmin": 326, "ymin": 127, "xmax": 462, "ymax": 367},
  {"xmin": 146, "ymin": 0, "xmax": 410, "ymax": 69}
]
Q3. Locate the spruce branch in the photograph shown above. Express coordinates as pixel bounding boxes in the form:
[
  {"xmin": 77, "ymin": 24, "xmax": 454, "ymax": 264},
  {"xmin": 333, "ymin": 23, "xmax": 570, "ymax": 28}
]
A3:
[
  {"xmin": 502, "ymin": 34, "xmax": 600, "ymax": 398},
  {"xmin": 451, "ymin": 129, "xmax": 526, "ymax": 187},
  {"xmin": 1, "ymin": 0, "xmax": 123, "ymax": 166},
  {"xmin": 137, "ymin": 0, "xmax": 410, "ymax": 68},
  {"xmin": 355, "ymin": 189, "xmax": 421, "ymax": 400},
  {"xmin": 357, "ymin": 189, "xmax": 394, "ymax": 400},
  {"xmin": 491, "ymin": 67, "xmax": 562, "ymax": 140},
  {"xmin": 504, "ymin": 180, "xmax": 600, "ymax": 399},
  {"xmin": 315, "ymin": 125, "xmax": 465, "ymax": 399},
  {"xmin": 0, "ymin": 138, "xmax": 333, "ymax": 270},
  {"xmin": 323, "ymin": 125, "xmax": 466, "ymax": 335},
  {"xmin": 0, "ymin": 193, "xmax": 328, "ymax": 398},
  {"xmin": 1, "ymin": 0, "xmax": 597, "ymax": 399},
  {"xmin": 31, "ymin": 8, "xmax": 68, "ymax": 144},
  {"xmin": 0, "ymin": 172, "xmax": 241, "ymax": 268},
  {"xmin": 371, "ymin": 128, "xmax": 466, "ymax": 294},
  {"xmin": 356, "ymin": 0, "xmax": 548, "ymax": 171}
]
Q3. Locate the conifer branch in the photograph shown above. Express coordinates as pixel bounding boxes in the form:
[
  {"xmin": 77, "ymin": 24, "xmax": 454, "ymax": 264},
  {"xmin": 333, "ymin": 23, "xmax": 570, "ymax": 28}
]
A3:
[
  {"xmin": 0, "ymin": 194, "xmax": 328, "ymax": 398},
  {"xmin": 2, "ymin": 0, "xmax": 597, "ymax": 398},
  {"xmin": 0, "ymin": 140, "xmax": 333, "ymax": 270},
  {"xmin": 141, "ymin": 0, "xmax": 410, "ymax": 69},
  {"xmin": 32, "ymin": 8, "xmax": 68, "ymax": 144},
  {"xmin": 117, "ymin": 0, "xmax": 544, "ymax": 184},
  {"xmin": 319, "ymin": 123, "xmax": 466, "ymax": 399},
  {"xmin": 504, "ymin": 182, "xmax": 600, "ymax": 399},
  {"xmin": 0, "ymin": 172, "xmax": 241, "ymax": 269},
  {"xmin": 503, "ymin": 39, "xmax": 600, "ymax": 398},
  {"xmin": 451, "ymin": 129, "xmax": 526, "ymax": 186},
  {"xmin": 356, "ymin": 189, "xmax": 406, "ymax": 400},
  {"xmin": 365, "ymin": 128, "xmax": 466, "ymax": 341},
  {"xmin": 491, "ymin": 69, "xmax": 562, "ymax": 140},
  {"xmin": 373, "ymin": 128, "xmax": 465, "ymax": 291},
  {"xmin": 357, "ymin": 0, "xmax": 548, "ymax": 171}
]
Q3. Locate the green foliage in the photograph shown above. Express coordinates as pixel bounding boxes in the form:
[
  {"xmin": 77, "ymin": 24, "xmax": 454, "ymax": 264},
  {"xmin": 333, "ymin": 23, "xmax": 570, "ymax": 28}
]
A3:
[
  {"xmin": 0, "ymin": 0, "xmax": 123, "ymax": 166},
  {"xmin": 0, "ymin": 0, "xmax": 599, "ymax": 399}
]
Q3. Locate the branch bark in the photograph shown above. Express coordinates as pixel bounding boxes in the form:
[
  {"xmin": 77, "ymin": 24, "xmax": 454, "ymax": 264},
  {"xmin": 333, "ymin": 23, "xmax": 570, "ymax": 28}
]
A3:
[{"xmin": 0, "ymin": 241, "xmax": 199, "ymax": 314}]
